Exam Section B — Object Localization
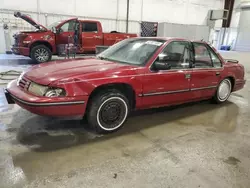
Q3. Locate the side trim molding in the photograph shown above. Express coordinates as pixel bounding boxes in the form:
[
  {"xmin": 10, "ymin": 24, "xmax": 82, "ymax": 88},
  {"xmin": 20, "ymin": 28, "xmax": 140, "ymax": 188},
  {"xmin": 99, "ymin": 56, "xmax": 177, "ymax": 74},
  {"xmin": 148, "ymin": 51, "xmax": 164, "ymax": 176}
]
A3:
[
  {"xmin": 139, "ymin": 85, "xmax": 217, "ymax": 97},
  {"xmin": 190, "ymin": 85, "xmax": 217, "ymax": 91}
]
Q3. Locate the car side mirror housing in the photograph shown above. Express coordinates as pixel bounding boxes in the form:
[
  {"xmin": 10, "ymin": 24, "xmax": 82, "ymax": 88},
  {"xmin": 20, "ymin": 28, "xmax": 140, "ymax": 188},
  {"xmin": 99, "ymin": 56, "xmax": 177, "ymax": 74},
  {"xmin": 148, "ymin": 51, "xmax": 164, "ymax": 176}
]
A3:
[
  {"xmin": 154, "ymin": 60, "xmax": 171, "ymax": 71},
  {"xmin": 152, "ymin": 55, "xmax": 171, "ymax": 70},
  {"xmin": 158, "ymin": 54, "xmax": 169, "ymax": 61}
]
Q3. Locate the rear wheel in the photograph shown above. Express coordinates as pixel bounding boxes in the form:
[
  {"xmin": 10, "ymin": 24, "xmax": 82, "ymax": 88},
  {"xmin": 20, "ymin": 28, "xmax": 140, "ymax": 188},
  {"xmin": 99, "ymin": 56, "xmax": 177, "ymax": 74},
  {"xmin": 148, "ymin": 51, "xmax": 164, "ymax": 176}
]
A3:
[
  {"xmin": 30, "ymin": 45, "xmax": 52, "ymax": 63},
  {"xmin": 213, "ymin": 78, "xmax": 232, "ymax": 103},
  {"xmin": 87, "ymin": 90, "xmax": 130, "ymax": 134}
]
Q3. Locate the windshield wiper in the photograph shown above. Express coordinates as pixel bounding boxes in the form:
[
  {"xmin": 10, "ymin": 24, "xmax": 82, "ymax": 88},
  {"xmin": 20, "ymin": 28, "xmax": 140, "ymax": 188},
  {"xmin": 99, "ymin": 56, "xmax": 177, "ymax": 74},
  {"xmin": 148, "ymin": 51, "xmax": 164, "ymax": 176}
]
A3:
[{"xmin": 97, "ymin": 56, "xmax": 108, "ymax": 60}]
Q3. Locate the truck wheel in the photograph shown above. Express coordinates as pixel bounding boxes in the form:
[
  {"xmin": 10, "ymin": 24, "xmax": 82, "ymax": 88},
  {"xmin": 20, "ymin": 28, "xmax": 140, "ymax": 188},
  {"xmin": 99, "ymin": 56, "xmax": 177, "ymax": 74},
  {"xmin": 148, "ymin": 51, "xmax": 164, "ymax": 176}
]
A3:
[
  {"xmin": 30, "ymin": 45, "xmax": 52, "ymax": 63},
  {"xmin": 87, "ymin": 90, "xmax": 130, "ymax": 134},
  {"xmin": 213, "ymin": 78, "xmax": 232, "ymax": 104}
]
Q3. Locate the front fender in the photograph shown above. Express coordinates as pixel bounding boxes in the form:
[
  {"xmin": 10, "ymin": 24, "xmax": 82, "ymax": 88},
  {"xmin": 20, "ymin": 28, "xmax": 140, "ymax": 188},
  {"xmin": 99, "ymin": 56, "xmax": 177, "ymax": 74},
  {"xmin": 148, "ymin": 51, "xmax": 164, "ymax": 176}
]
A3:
[{"xmin": 54, "ymin": 75, "xmax": 143, "ymax": 98}]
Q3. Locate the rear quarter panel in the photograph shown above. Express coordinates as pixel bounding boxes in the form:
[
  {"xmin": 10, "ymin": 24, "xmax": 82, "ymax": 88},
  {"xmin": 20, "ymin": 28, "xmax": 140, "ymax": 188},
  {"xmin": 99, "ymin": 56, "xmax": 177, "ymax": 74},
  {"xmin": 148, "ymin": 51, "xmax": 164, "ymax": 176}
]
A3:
[{"xmin": 222, "ymin": 62, "xmax": 245, "ymax": 91}]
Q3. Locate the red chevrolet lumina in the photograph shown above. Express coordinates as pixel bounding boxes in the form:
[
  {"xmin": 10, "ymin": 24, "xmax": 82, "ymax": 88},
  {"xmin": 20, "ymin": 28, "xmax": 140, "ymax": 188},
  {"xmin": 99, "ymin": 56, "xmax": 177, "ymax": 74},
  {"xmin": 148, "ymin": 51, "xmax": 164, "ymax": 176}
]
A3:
[{"xmin": 5, "ymin": 38, "xmax": 245, "ymax": 133}]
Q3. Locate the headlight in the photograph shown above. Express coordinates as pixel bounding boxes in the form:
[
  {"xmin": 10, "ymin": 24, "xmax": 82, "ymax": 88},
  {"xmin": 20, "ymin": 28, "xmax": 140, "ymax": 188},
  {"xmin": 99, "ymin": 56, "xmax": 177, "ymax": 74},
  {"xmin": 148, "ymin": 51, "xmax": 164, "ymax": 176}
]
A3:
[
  {"xmin": 28, "ymin": 82, "xmax": 66, "ymax": 97},
  {"xmin": 45, "ymin": 88, "xmax": 65, "ymax": 97},
  {"xmin": 28, "ymin": 82, "xmax": 48, "ymax": 96}
]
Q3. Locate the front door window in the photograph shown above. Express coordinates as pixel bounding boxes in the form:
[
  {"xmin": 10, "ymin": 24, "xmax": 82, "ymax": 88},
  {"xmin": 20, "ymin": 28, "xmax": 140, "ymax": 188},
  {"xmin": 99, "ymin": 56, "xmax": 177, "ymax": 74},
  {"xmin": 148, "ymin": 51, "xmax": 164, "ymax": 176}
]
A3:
[
  {"xmin": 157, "ymin": 41, "xmax": 191, "ymax": 70},
  {"xmin": 59, "ymin": 20, "xmax": 76, "ymax": 32}
]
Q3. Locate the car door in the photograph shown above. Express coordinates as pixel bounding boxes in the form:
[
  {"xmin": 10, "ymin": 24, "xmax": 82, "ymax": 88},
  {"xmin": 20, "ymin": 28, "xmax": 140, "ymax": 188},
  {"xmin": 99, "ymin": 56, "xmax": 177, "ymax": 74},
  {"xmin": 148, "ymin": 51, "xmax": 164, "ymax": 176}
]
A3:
[
  {"xmin": 142, "ymin": 41, "xmax": 193, "ymax": 108},
  {"xmin": 56, "ymin": 19, "xmax": 77, "ymax": 46},
  {"xmin": 190, "ymin": 42, "xmax": 223, "ymax": 99},
  {"xmin": 81, "ymin": 21, "xmax": 103, "ymax": 52}
]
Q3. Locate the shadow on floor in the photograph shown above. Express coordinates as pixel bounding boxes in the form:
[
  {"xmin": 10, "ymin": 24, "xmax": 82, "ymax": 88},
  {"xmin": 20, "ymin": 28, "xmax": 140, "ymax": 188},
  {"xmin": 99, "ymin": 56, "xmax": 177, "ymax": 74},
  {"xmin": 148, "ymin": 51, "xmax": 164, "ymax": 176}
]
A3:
[{"xmin": 12, "ymin": 100, "xmax": 239, "ymax": 152}]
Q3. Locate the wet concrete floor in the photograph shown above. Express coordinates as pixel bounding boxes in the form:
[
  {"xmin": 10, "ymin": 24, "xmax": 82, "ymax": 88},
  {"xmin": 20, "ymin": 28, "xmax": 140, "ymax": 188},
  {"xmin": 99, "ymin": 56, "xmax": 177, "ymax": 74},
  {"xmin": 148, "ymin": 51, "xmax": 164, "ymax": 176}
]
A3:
[{"xmin": 0, "ymin": 52, "xmax": 250, "ymax": 188}]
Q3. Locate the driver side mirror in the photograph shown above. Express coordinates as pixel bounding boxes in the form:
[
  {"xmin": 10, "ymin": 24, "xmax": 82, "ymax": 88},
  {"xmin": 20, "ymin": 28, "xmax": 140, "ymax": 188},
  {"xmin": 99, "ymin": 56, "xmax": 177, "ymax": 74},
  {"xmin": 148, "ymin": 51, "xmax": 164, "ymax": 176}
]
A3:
[{"xmin": 153, "ymin": 55, "xmax": 171, "ymax": 70}]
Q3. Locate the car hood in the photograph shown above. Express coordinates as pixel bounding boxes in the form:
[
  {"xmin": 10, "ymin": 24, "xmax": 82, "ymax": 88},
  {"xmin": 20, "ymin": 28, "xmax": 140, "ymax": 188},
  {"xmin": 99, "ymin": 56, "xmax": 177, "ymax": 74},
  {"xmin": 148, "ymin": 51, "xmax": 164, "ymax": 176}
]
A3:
[
  {"xmin": 14, "ymin": 11, "xmax": 48, "ymax": 31},
  {"xmin": 24, "ymin": 58, "xmax": 133, "ymax": 85}
]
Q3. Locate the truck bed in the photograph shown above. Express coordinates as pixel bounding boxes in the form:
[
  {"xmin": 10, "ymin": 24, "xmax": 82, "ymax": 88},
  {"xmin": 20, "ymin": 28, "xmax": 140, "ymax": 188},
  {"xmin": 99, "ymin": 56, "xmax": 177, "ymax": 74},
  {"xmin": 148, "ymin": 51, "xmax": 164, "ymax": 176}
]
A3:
[{"xmin": 103, "ymin": 32, "xmax": 137, "ymax": 46}]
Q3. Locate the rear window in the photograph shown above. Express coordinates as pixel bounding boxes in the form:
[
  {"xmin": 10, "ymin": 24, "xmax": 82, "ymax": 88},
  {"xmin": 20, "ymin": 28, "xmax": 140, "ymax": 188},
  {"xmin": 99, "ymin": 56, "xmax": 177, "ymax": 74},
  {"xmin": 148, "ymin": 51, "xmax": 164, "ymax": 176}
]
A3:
[{"xmin": 82, "ymin": 22, "xmax": 98, "ymax": 32}]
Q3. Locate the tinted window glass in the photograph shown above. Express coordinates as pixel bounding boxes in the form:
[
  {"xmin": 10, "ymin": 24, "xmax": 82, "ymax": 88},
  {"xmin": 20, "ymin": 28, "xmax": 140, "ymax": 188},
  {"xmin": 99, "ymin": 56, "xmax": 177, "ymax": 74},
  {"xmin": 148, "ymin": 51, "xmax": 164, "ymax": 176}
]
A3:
[
  {"xmin": 208, "ymin": 47, "xmax": 222, "ymax": 68},
  {"xmin": 60, "ymin": 21, "xmax": 75, "ymax": 32},
  {"xmin": 158, "ymin": 41, "xmax": 190, "ymax": 69},
  {"xmin": 193, "ymin": 43, "xmax": 213, "ymax": 68},
  {"xmin": 82, "ymin": 22, "xmax": 98, "ymax": 32},
  {"xmin": 97, "ymin": 39, "xmax": 164, "ymax": 65}
]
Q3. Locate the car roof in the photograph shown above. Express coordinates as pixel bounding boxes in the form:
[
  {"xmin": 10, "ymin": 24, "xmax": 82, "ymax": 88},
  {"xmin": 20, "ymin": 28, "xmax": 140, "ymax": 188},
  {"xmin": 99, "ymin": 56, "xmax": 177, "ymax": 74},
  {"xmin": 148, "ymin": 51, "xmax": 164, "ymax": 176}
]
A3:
[{"xmin": 134, "ymin": 37, "xmax": 208, "ymax": 44}]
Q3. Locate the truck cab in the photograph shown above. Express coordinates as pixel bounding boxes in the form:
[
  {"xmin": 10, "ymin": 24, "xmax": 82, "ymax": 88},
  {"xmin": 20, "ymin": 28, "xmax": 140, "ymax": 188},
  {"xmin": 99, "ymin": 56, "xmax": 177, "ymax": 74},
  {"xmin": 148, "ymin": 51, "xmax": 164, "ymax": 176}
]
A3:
[{"xmin": 12, "ymin": 12, "xmax": 137, "ymax": 63}]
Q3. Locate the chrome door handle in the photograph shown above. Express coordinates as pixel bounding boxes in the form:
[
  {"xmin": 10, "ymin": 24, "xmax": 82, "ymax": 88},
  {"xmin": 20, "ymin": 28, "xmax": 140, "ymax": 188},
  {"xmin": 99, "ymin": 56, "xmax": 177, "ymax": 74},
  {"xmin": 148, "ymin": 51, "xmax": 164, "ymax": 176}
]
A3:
[
  {"xmin": 94, "ymin": 36, "xmax": 101, "ymax": 39},
  {"xmin": 185, "ymin": 74, "xmax": 191, "ymax": 79},
  {"xmin": 216, "ymin": 72, "xmax": 220, "ymax": 76}
]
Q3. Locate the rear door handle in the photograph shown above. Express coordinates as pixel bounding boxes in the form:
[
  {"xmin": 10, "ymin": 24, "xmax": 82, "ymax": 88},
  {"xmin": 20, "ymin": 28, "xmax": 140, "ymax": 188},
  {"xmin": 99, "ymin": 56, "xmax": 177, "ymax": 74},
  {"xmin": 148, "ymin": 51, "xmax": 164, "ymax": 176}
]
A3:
[
  {"xmin": 94, "ymin": 36, "xmax": 101, "ymax": 39},
  {"xmin": 216, "ymin": 72, "xmax": 220, "ymax": 76}
]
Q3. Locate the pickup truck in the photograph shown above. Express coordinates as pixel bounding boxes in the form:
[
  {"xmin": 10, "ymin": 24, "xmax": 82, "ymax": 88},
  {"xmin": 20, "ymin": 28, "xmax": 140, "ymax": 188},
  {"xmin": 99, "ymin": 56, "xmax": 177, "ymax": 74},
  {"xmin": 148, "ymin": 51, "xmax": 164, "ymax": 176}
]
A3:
[{"xmin": 12, "ymin": 12, "xmax": 137, "ymax": 63}]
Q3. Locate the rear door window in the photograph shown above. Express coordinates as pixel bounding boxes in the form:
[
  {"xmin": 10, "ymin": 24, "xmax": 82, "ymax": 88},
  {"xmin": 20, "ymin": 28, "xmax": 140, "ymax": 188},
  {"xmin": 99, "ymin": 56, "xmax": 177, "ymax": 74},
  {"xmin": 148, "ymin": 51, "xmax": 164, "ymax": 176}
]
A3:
[
  {"xmin": 82, "ymin": 22, "xmax": 98, "ymax": 32},
  {"xmin": 193, "ymin": 42, "xmax": 222, "ymax": 68},
  {"xmin": 193, "ymin": 43, "xmax": 213, "ymax": 68},
  {"xmin": 207, "ymin": 47, "xmax": 223, "ymax": 68}
]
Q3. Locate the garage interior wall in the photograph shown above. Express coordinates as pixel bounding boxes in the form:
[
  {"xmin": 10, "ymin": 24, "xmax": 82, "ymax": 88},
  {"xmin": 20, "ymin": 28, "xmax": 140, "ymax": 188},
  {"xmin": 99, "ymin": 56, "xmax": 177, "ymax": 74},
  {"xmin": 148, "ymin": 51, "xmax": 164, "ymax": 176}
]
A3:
[
  {"xmin": 215, "ymin": 0, "xmax": 250, "ymax": 51},
  {"xmin": 0, "ymin": 0, "xmax": 224, "ymax": 53}
]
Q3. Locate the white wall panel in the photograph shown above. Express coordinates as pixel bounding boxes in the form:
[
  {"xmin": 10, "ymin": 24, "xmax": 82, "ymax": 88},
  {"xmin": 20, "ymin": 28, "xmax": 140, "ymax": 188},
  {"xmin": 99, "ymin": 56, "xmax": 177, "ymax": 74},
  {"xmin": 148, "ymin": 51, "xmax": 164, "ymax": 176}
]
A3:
[
  {"xmin": 1, "ymin": 0, "xmax": 224, "ymax": 24},
  {"xmin": 235, "ymin": 8, "xmax": 250, "ymax": 51},
  {"xmin": 2, "ymin": 0, "xmax": 37, "ymax": 12},
  {"xmin": 75, "ymin": 0, "xmax": 117, "ymax": 19},
  {"xmin": 157, "ymin": 22, "xmax": 210, "ymax": 41},
  {"xmin": 39, "ymin": 0, "xmax": 76, "ymax": 15},
  {"xmin": 129, "ymin": 0, "xmax": 143, "ymax": 21},
  {"xmin": 117, "ymin": 0, "xmax": 127, "ymax": 19},
  {"xmin": 0, "ymin": 0, "xmax": 225, "ymax": 53}
]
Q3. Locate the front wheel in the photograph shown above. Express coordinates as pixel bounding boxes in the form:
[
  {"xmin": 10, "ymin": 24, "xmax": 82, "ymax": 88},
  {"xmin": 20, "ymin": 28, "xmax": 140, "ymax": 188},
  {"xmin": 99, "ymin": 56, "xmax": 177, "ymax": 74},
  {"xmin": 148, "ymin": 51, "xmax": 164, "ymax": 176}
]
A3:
[
  {"xmin": 213, "ymin": 78, "xmax": 232, "ymax": 103},
  {"xmin": 87, "ymin": 90, "xmax": 130, "ymax": 134},
  {"xmin": 30, "ymin": 45, "xmax": 52, "ymax": 63}
]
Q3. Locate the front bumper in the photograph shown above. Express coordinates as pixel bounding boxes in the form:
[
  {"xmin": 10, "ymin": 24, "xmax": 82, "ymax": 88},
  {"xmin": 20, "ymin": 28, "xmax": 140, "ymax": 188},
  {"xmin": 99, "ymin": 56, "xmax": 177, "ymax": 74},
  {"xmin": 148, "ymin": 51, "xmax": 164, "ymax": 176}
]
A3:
[
  {"xmin": 11, "ymin": 46, "xmax": 29, "ymax": 56},
  {"xmin": 4, "ymin": 89, "xmax": 15, "ymax": 104},
  {"xmin": 5, "ymin": 80, "xmax": 88, "ymax": 117}
]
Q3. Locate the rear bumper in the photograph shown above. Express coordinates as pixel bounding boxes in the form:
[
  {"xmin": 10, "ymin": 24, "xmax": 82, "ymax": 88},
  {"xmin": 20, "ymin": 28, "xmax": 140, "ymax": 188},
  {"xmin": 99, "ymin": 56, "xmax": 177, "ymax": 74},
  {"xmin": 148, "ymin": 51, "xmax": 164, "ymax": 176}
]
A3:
[
  {"xmin": 11, "ymin": 46, "xmax": 29, "ymax": 56},
  {"xmin": 233, "ymin": 80, "xmax": 246, "ymax": 91},
  {"xmin": 5, "ymin": 80, "xmax": 88, "ymax": 117}
]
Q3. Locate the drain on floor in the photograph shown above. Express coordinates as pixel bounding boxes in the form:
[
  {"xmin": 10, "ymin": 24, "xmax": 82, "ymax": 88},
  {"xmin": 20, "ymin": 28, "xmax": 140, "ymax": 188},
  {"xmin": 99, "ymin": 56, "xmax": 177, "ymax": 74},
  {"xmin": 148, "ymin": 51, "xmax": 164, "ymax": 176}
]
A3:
[{"xmin": 223, "ymin": 156, "xmax": 241, "ymax": 165}]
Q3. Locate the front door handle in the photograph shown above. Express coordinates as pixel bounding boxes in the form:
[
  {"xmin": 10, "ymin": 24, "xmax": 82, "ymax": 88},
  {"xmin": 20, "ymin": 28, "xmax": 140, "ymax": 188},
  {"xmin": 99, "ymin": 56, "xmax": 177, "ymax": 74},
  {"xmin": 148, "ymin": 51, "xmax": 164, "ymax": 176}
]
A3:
[
  {"xmin": 185, "ymin": 73, "xmax": 191, "ymax": 79},
  {"xmin": 94, "ymin": 36, "xmax": 101, "ymax": 39},
  {"xmin": 216, "ymin": 72, "xmax": 220, "ymax": 76}
]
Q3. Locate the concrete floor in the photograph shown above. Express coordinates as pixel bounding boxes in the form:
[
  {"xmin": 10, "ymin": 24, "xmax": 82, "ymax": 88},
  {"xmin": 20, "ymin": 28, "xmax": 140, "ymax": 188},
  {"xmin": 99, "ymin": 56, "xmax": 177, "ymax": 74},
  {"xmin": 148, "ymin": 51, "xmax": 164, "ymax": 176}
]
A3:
[{"xmin": 0, "ymin": 52, "xmax": 250, "ymax": 188}]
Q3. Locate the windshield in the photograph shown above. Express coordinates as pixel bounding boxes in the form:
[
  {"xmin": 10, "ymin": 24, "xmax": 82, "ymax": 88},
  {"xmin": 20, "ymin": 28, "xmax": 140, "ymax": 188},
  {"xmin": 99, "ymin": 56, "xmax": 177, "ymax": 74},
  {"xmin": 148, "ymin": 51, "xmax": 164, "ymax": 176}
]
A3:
[
  {"xmin": 97, "ymin": 38, "xmax": 165, "ymax": 66},
  {"xmin": 47, "ymin": 21, "xmax": 62, "ymax": 30}
]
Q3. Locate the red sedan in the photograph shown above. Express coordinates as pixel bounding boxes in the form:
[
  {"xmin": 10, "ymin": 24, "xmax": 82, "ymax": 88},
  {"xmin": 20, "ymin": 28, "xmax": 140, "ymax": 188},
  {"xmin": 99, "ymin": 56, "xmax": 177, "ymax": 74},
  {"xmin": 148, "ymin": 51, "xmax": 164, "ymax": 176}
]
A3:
[{"xmin": 5, "ymin": 38, "xmax": 245, "ymax": 133}]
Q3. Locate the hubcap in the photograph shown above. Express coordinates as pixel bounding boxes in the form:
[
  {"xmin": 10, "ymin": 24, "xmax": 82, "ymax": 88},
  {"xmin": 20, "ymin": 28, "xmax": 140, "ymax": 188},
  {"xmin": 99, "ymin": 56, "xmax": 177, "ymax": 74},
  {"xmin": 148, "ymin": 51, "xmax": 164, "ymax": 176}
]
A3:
[
  {"xmin": 97, "ymin": 97, "xmax": 128, "ymax": 131},
  {"xmin": 218, "ymin": 80, "xmax": 231, "ymax": 101},
  {"xmin": 34, "ymin": 48, "xmax": 49, "ymax": 62}
]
